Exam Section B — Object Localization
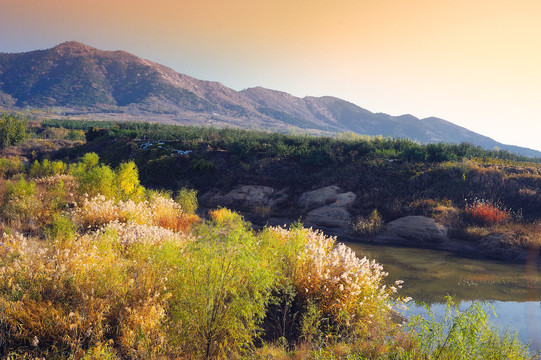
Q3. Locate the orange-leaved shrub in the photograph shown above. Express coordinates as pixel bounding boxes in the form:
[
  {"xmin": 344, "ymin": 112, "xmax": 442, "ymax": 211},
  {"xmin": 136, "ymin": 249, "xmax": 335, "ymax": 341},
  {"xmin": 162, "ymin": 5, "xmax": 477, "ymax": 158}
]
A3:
[{"xmin": 464, "ymin": 198, "xmax": 511, "ymax": 225}]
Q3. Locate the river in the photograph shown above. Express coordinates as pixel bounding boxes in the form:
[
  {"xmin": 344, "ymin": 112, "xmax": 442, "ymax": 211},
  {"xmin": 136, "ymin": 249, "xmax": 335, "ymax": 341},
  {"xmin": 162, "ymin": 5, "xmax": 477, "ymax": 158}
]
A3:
[{"xmin": 345, "ymin": 241, "xmax": 541, "ymax": 352}]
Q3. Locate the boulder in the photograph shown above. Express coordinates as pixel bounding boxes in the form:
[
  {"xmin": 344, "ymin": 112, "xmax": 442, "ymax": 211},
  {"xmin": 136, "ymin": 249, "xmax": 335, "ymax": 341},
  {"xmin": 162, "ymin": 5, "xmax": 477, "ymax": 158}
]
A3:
[
  {"xmin": 477, "ymin": 233, "xmax": 527, "ymax": 260},
  {"xmin": 298, "ymin": 185, "xmax": 356, "ymax": 212},
  {"xmin": 386, "ymin": 216, "xmax": 448, "ymax": 243},
  {"xmin": 298, "ymin": 185, "xmax": 341, "ymax": 212},
  {"xmin": 304, "ymin": 205, "xmax": 353, "ymax": 229},
  {"xmin": 334, "ymin": 191, "xmax": 356, "ymax": 207},
  {"xmin": 299, "ymin": 185, "xmax": 357, "ymax": 230},
  {"xmin": 200, "ymin": 185, "xmax": 287, "ymax": 211}
]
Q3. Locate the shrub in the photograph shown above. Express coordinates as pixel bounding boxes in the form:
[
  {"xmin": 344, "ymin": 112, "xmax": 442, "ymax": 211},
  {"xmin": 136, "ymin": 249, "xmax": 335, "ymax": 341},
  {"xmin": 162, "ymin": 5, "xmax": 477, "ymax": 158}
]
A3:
[
  {"xmin": 265, "ymin": 225, "xmax": 408, "ymax": 344},
  {"xmin": 38, "ymin": 126, "xmax": 69, "ymax": 140},
  {"xmin": 29, "ymin": 159, "xmax": 68, "ymax": 178},
  {"xmin": 73, "ymin": 194, "xmax": 199, "ymax": 234},
  {"xmin": 44, "ymin": 213, "xmax": 76, "ymax": 244},
  {"xmin": 79, "ymin": 165, "xmax": 117, "ymax": 199},
  {"xmin": 464, "ymin": 198, "xmax": 511, "ymax": 225},
  {"xmin": 71, "ymin": 154, "xmax": 150, "ymax": 202},
  {"xmin": 0, "ymin": 113, "xmax": 28, "ymax": 149},
  {"xmin": 352, "ymin": 209, "xmax": 384, "ymax": 236},
  {"xmin": 0, "ymin": 157, "xmax": 24, "ymax": 178},
  {"xmin": 174, "ymin": 187, "xmax": 198, "ymax": 215},
  {"xmin": 0, "ymin": 229, "xmax": 175, "ymax": 358},
  {"xmin": 149, "ymin": 194, "xmax": 198, "ymax": 233},
  {"xmin": 71, "ymin": 152, "xmax": 100, "ymax": 174},
  {"xmin": 116, "ymin": 161, "xmax": 145, "ymax": 201},
  {"xmin": 406, "ymin": 297, "xmax": 531, "ymax": 359},
  {"xmin": 166, "ymin": 208, "xmax": 277, "ymax": 358},
  {"xmin": 70, "ymin": 153, "xmax": 118, "ymax": 199},
  {"xmin": 2, "ymin": 178, "xmax": 38, "ymax": 229},
  {"xmin": 67, "ymin": 129, "xmax": 86, "ymax": 141}
]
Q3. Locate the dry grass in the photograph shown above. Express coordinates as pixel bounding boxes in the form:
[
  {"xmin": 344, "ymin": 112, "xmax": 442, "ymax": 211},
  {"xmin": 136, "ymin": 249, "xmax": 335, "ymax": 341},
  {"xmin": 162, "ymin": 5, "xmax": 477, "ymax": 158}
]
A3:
[
  {"xmin": 0, "ymin": 138, "xmax": 83, "ymax": 160},
  {"xmin": 267, "ymin": 226, "xmax": 410, "ymax": 339},
  {"xmin": 351, "ymin": 209, "xmax": 384, "ymax": 236},
  {"xmin": 449, "ymin": 221, "xmax": 541, "ymax": 251},
  {"xmin": 73, "ymin": 194, "xmax": 199, "ymax": 233}
]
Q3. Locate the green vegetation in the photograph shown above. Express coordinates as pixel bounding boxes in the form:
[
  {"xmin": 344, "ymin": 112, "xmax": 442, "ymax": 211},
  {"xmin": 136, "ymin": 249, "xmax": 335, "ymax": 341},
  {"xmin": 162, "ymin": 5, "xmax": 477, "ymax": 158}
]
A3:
[
  {"xmin": 1, "ymin": 116, "xmax": 540, "ymax": 249},
  {"xmin": 175, "ymin": 187, "xmax": 198, "ymax": 215},
  {"xmin": 406, "ymin": 298, "xmax": 530, "ymax": 360},
  {"xmin": 0, "ymin": 113, "xmax": 28, "ymax": 148},
  {"xmin": 0, "ymin": 116, "xmax": 538, "ymax": 358},
  {"xmin": 41, "ymin": 118, "xmax": 540, "ymax": 164}
]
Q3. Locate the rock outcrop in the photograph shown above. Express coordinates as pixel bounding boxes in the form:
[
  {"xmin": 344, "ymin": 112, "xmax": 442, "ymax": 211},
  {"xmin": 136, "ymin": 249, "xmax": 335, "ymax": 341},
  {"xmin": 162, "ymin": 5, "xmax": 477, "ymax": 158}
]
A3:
[
  {"xmin": 304, "ymin": 206, "xmax": 353, "ymax": 229},
  {"xmin": 385, "ymin": 216, "xmax": 448, "ymax": 243},
  {"xmin": 301, "ymin": 186, "xmax": 356, "ymax": 230},
  {"xmin": 476, "ymin": 233, "xmax": 529, "ymax": 261},
  {"xmin": 200, "ymin": 185, "xmax": 288, "ymax": 212}
]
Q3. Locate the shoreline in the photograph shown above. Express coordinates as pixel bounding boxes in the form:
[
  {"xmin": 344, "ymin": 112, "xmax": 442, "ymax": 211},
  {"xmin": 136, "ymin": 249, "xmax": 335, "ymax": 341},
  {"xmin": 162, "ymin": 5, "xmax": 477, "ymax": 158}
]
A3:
[{"xmin": 244, "ymin": 214, "xmax": 541, "ymax": 265}]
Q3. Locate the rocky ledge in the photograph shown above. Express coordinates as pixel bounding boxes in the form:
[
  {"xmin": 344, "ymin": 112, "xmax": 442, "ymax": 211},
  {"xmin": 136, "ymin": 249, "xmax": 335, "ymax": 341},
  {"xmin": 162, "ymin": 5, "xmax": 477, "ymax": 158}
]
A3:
[{"xmin": 200, "ymin": 184, "xmax": 538, "ymax": 263}]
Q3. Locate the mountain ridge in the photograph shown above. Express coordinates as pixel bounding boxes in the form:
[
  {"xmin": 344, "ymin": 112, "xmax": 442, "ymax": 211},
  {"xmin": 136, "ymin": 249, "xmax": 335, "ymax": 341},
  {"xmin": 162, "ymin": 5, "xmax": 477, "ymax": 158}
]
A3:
[{"xmin": 0, "ymin": 41, "xmax": 539, "ymax": 158}]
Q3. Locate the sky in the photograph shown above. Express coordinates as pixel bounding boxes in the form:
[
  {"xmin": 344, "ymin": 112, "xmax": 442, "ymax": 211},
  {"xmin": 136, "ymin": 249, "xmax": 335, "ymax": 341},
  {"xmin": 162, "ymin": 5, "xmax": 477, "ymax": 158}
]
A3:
[{"xmin": 1, "ymin": 0, "xmax": 541, "ymax": 151}]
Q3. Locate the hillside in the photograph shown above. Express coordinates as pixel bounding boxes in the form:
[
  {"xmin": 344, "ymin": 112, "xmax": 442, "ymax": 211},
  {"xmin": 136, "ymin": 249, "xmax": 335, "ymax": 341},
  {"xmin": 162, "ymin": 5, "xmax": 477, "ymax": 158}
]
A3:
[{"xmin": 0, "ymin": 41, "xmax": 540, "ymax": 158}]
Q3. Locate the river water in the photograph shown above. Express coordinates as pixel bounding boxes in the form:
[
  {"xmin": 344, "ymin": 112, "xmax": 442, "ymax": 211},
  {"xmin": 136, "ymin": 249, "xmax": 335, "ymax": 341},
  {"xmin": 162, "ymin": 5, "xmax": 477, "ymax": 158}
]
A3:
[{"xmin": 344, "ymin": 241, "xmax": 541, "ymax": 352}]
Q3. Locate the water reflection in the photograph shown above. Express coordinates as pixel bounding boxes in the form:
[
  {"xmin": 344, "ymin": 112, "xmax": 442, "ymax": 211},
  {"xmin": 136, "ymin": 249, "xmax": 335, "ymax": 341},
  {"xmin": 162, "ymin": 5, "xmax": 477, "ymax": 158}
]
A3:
[
  {"xmin": 402, "ymin": 301, "xmax": 541, "ymax": 352},
  {"xmin": 344, "ymin": 241, "xmax": 541, "ymax": 351},
  {"xmin": 345, "ymin": 241, "xmax": 541, "ymax": 304}
]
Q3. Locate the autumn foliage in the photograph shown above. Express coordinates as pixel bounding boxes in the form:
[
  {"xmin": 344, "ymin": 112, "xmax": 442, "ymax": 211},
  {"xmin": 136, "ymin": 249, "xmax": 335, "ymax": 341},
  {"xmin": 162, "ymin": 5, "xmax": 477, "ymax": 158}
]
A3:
[{"xmin": 464, "ymin": 198, "xmax": 511, "ymax": 225}]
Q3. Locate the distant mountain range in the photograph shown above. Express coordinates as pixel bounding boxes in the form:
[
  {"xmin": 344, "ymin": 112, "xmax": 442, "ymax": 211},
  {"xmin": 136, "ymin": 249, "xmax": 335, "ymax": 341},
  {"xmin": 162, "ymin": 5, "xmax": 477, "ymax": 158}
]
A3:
[{"xmin": 0, "ymin": 41, "xmax": 539, "ymax": 158}]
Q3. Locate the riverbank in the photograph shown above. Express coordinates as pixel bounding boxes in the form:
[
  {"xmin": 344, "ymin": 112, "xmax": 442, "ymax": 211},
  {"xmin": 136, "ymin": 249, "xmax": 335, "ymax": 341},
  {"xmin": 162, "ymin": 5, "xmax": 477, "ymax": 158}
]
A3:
[
  {"xmin": 238, "ymin": 210, "xmax": 541, "ymax": 265},
  {"xmin": 196, "ymin": 179, "xmax": 541, "ymax": 265}
]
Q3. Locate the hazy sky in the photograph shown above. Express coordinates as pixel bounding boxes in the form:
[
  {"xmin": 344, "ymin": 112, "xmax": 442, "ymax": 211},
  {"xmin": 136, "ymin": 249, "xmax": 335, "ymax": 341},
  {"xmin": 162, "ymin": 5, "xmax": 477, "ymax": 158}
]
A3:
[{"xmin": 1, "ymin": 0, "xmax": 541, "ymax": 150}]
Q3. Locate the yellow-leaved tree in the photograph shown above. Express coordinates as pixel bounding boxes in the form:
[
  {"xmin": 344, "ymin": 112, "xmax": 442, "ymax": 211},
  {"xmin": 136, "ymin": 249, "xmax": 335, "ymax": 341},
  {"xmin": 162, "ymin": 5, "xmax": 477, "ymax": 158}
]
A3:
[{"xmin": 116, "ymin": 161, "xmax": 144, "ymax": 201}]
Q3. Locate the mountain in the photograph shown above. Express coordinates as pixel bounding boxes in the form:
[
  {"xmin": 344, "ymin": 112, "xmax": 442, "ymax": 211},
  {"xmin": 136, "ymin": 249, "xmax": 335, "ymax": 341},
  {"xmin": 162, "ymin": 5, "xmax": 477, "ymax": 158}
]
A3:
[{"xmin": 0, "ymin": 41, "xmax": 539, "ymax": 158}]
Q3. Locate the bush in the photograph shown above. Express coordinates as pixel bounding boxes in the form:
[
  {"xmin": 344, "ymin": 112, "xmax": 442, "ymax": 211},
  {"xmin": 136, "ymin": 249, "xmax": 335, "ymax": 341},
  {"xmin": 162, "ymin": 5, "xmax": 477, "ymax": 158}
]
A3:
[
  {"xmin": 175, "ymin": 187, "xmax": 198, "ymax": 215},
  {"xmin": 29, "ymin": 159, "xmax": 68, "ymax": 178},
  {"xmin": 0, "ymin": 229, "xmax": 174, "ymax": 359},
  {"xmin": 406, "ymin": 297, "xmax": 531, "ymax": 359},
  {"xmin": 2, "ymin": 178, "xmax": 38, "ymax": 229},
  {"xmin": 167, "ymin": 208, "xmax": 277, "ymax": 358},
  {"xmin": 0, "ymin": 157, "xmax": 24, "ymax": 178},
  {"xmin": 263, "ymin": 225, "xmax": 408, "ymax": 345},
  {"xmin": 0, "ymin": 113, "xmax": 28, "ymax": 149},
  {"xmin": 116, "ymin": 161, "xmax": 144, "ymax": 201},
  {"xmin": 44, "ymin": 213, "xmax": 76, "ymax": 243},
  {"xmin": 464, "ymin": 199, "xmax": 511, "ymax": 225},
  {"xmin": 352, "ymin": 209, "xmax": 384, "ymax": 236},
  {"xmin": 73, "ymin": 194, "xmax": 199, "ymax": 233},
  {"xmin": 0, "ymin": 201, "xmax": 535, "ymax": 358},
  {"xmin": 70, "ymin": 153, "xmax": 117, "ymax": 199},
  {"xmin": 71, "ymin": 154, "xmax": 150, "ymax": 202}
]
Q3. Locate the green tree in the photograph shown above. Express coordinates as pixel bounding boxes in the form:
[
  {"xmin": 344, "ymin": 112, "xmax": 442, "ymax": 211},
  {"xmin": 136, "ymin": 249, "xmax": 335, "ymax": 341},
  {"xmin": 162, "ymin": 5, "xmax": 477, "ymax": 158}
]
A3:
[
  {"xmin": 0, "ymin": 113, "xmax": 28, "ymax": 148},
  {"xmin": 71, "ymin": 153, "xmax": 117, "ymax": 198},
  {"xmin": 168, "ymin": 209, "xmax": 277, "ymax": 358},
  {"xmin": 175, "ymin": 187, "xmax": 198, "ymax": 214}
]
